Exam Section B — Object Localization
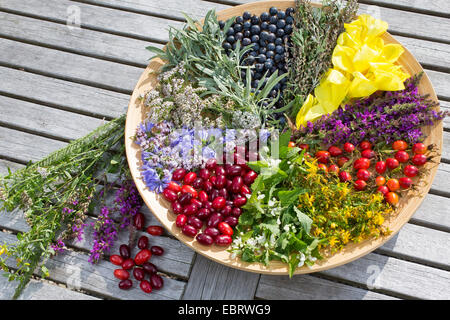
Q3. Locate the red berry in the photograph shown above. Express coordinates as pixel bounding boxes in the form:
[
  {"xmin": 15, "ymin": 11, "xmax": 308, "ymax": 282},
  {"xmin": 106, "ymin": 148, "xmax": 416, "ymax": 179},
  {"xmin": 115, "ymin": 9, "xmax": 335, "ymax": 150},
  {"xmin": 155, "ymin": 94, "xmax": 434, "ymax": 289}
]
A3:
[
  {"xmin": 215, "ymin": 235, "xmax": 232, "ymax": 246},
  {"xmin": 196, "ymin": 233, "xmax": 214, "ymax": 246},
  {"xmin": 243, "ymin": 170, "xmax": 258, "ymax": 185},
  {"xmin": 196, "ymin": 208, "xmax": 211, "ymax": 221},
  {"xmin": 339, "ymin": 171, "xmax": 352, "ymax": 182},
  {"xmin": 181, "ymin": 184, "xmax": 198, "ymax": 198},
  {"xmin": 207, "ymin": 213, "xmax": 223, "ymax": 228},
  {"xmin": 328, "ymin": 164, "xmax": 340, "ymax": 174},
  {"xmin": 337, "ymin": 156, "xmax": 350, "ymax": 168},
  {"xmin": 118, "ymin": 279, "xmax": 133, "ymax": 290},
  {"xmin": 150, "ymin": 246, "xmax": 164, "ymax": 256},
  {"xmin": 198, "ymin": 190, "xmax": 209, "ymax": 203},
  {"xmin": 172, "ymin": 201, "xmax": 183, "ymax": 215},
  {"xmin": 224, "ymin": 216, "xmax": 239, "ymax": 227},
  {"xmin": 192, "ymin": 177, "xmax": 204, "ymax": 189},
  {"xmin": 412, "ymin": 143, "xmax": 427, "ymax": 155},
  {"xmin": 176, "ymin": 214, "xmax": 188, "ymax": 228},
  {"xmin": 114, "ymin": 269, "xmax": 130, "ymax": 281},
  {"xmin": 214, "ymin": 175, "xmax": 227, "ymax": 189},
  {"xmin": 399, "ymin": 177, "xmax": 413, "ymax": 189},
  {"xmin": 110, "ymin": 255, "xmax": 124, "ymax": 266},
  {"xmin": 356, "ymin": 169, "xmax": 371, "ymax": 181},
  {"xmin": 315, "ymin": 151, "xmax": 331, "ymax": 164},
  {"xmin": 182, "ymin": 203, "xmax": 199, "ymax": 216},
  {"xmin": 392, "ymin": 140, "xmax": 408, "ymax": 151},
  {"xmin": 137, "ymin": 236, "xmax": 149, "ymax": 250},
  {"xmin": 140, "ymin": 280, "xmax": 152, "ymax": 293},
  {"xmin": 233, "ymin": 196, "xmax": 247, "ymax": 207},
  {"xmin": 386, "ymin": 158, "xmax": 400, "ymax": 170},
  {"xmin": 354, "ymin": 179, "xmax": 367, "ymax": 191},
  {"xmin": 298, "ymin": 144, "xmax": 309, "ymax": 151},
  {"xmin": 361, "ymin": 149, "xmax": 376, "ymax": 159},
  {"xmin": 167, "ymin": 181, "xmax": 181, "ymax": 193},
  {"xmin": 359, "ymin": 141, "xmax": 372, "ymax": 150},
  {"xmin": 133, "ymin": 268, "xmax": 146, "ymax": 281},
  {"xmin": 172, "ymin": 168, "xmax": 186, "ymax": 181},
  {"xmin": 385, "ymin": 192, "xmax": 399, "ymax": 205},
  {"xmin": 404, "ymin": 165, "xmax": 419, "ymax": 178},
  {"xmin": 318, "ymin": 163, "xmax": 328, "ymax": 173},
  {"xmin": 343, "ymin": 142, "xmax": 355, "ymax": 153},
  {"xmin": 353, "ymin": 158, "xmax": 371, "ymax": 170},
  {"xmin": 231, "ymin": 176, "xmax": 244, "ymax": 194},
  {"xmin": 395, "ymin": 150, "xmax": 410, "ymax": 163},
  {"xmin": 133, "ymin": 212, "xmax": 145, "ymax": 230},
  {"xmin": 212, "ymin": 197, "xmax": 226, "ymax": 210},
  {"xmin": 377, "ymin": 186, "xmax": 389, "ymax": 195},
  {"xmin": 190, "ymin": 198, "xmax": 202, "ymax": 208},
  {"xmin": 240, "ymin": 184, "xmax": 251, "ymax": 195},
  {"xmin": 328, "ymin": 146, "xmax": 343, "ymax": 157},
  {"xmin": 181, "ymin": 224, "xmax": 198, "ymax": 237},
  {"xmin": 375, "ymin": 161, "xmax": 387, "ymax": 174},
  {"xmin": 387, "ymin": 179, "xmax": 400, "ymax": 192},
  {"xmin": 205, "ymin": 158, "xmax": 217, "ymax": 170},
  {"xmin": 412, "ymin": 154, "xmax": 427, "ymax": 166},
  {"xmin": 215, "ymin": 166, "xmax": 226, "ymax": 176},
  {"xmin": 183, "ymin": 172, "xmax": 197, "ymax": 185},
  {"xmin": 134, "ymin": 249, "xmax": 152, "ymax": 265},
  {"xmin": 218, "ymin": 222, "xmax": 234, "ymax": 236},
  {"xmin": 162, "ymin": 188, "xmax": 178, "ymax": 202},
  {"xmin": 150, "ymin": 274, "xmax": 164, "ymax": 290},
  {"xmin": 375, "ymin": 176, "xmax": 386, "ymax": 187},
  {"xmin": 199, "ymin": 168, "xmax": 211, "ymax": 180},
  {"xmin": 119, "ymin": 244, "xmax": 131, "ymax": 259},
  {"xmin": 142, "ymin": 262, "xmax": 157, "ymax": 275},
  {"xmin": 178, "ymin": 192, "xmax": 192, "ymax": 205},
  {"xmin": 146, "ymin": 225, "xmax": 164, "ymax": 236}
]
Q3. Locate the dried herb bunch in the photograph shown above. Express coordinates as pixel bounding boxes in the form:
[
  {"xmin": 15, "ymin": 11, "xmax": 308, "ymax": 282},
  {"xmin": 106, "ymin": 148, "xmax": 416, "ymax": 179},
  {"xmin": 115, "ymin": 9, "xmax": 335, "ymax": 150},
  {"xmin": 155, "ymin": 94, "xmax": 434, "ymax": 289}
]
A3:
[{"xmin": 285, "ymin": 0, "xmax": 359, "ymax": 118}]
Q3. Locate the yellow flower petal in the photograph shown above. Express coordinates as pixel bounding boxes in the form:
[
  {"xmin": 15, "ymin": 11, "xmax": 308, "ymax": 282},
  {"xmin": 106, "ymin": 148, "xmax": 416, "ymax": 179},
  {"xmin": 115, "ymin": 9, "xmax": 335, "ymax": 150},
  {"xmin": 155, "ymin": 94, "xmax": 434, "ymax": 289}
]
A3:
[
  {"xmin": 347, "ymin": 72, "xmax": 378, "ymax": 98},
  {"xmin": 315, "ymin": 69, "xmax": 351, "ymax": 113},
  {"xmin": 332, "ymin": 45, "xmax": 356, "ymax": 73},
  {"xmin": 381, "ymin": 43, "xmax": 405, "ymax": 63},
  {"xmin": 352, "ymin": 44, "xmax": 381, "ymax": 73}
]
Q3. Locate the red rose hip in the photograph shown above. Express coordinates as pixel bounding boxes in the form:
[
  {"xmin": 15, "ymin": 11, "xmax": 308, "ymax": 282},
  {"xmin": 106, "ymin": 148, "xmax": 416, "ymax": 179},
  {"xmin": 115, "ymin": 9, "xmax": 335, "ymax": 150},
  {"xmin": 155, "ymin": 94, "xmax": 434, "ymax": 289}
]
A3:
[
  {"xmin": 134, "ymin": 249, "xmax": 152, "ymax": 265},
  {"xmin": 110, "ymin": 255, "xmax": 124, "ymax": 266},
  {"xmin": 114, "ymin": 269, "xmax": 130, "ymax": 281},
  {"xmin": 140, "ymin": 280, "xmax": 152, "ymax": 293}
]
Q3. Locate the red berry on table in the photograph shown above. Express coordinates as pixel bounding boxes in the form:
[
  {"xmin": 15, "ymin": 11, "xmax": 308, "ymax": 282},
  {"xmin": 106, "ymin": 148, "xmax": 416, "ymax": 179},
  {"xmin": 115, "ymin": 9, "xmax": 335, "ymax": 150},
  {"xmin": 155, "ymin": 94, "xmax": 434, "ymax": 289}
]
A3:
[
  {"xmin": 133, "ymin": 212, "xmax": 145, "ymax": 230},
  {"xmin": 162, "ymin": 188, "xmax": 178, "ymax": 202},
  {"xmin": 150, "ymin": 274, "xmax": 164, "ymax": 290},
  {"xmin": 328, "ymin": 146, "xmax": 343, "ymax": 157},
  {"xmin": 392, "ymin": 140, "xmax": 408, "ymax": 151},
  {"xmin": 356, "ymin": 169, "xmax": 371, "ymax": 181},
  {"xmin": 134, "ymin": 249, "xmax": 152, "ymax": 265},
  {"xmin": 181, "ymin": 184, "xmax": 198, "ymax": 198},
  {"xmin": 337, "ymin": 156, "xmax": 350, "ymax": 168},
  {"xmin": 183, "ymin": 172, "xmax": 197, "ymax": 185},
  {"xmin": 172, "ymin": 168, "xmax": 186, "ymax": 181},
  {"xmin": 412, "ymin": 143, "xmax": 427, "ymax": 154},
  {"xmin": 119, "ymin": 244, "xmax": 131, "ymax": 259},
  {"xmin": 386, "ymin": 158, "xmax": 400, "ymax": 170},
  {"xmin": 110, "ymin": 255, "xmax": 124, "ymax": 266},
  {"xmin": 146, "ymin": 225, "xmax": 164, "ymax": 236},
  {"xmin": 377, "ymin": 186, "xmax": 389, "ymax": 196},
  {"xmin": 375, "ymin": 161, "xmax": 387, "ymax": 174},
  {"xmin": 140, "ymin": 280, "xmax": 152, "ymax": 293},
  {"xmin": 137, "ymin": 236, "xmax": 149, "ymax": 250},
  {"xmin": 113, "ymin": 269, "xmax": 130, "ymax": 281},
  {"xmin": 339, "ymin": 171, "xmax": 352, "ymax": 182},
  {"xmin": 218, "ymin": 222, "xmax": 234, "ymax": 236},
  {"xmin": 375, "ymin": 176, "xmax": 386, "ymax": 187},
  {"xmin": 412, "ymin": 154, "xmax": 427, "ymax": 166},
  {"xmin": 315, "ymin": 150, "xmax": 331, "ymax": 164},
  {"xmin": 353, "ymin": 158, "xmax": 371, "ymax": 170},
  {"xmin": 361, "ymin": 149, "xmax": 376, "ymax": 159},
  {"xmin": 387, "ymin": 179, "xmax": 400, "ymax": 192},
  {"xmin": 385, "ymin": 192, "xmax": 399, "ymax": 205},
  {"xmin": 167, "ymin": 181, "xmax": 181, "ymax": 193},
  {"xmin": 395, "ymin": 150, "xmax": 410, "ymax": 163},
  {"xmin": 359, "ymin": 141, "xmax": 372, "ymax": 150},
  {"xmin": 399, "ymin": 177, "xmax": 413, "ymax": 189},
  {"xmin": 118, "ymin": 279, "xmax": 133, "ymax": 290},
  {"xmin": 354, "ymin": 179, "xmax": 367, "ymax": 191},
  {"xmin": 133, "ymin": 268, "xmax": 146, "ymax": 281},
  {"xmin": 404, "ymin": 165, "xmax": 419, "ymax": 178},
  {"xmin": 343, "ymin": 142, "xmax": 355, "ymax": 153},
  {"xmin": 150, "ymin": 246, "xmax": 164, "ymax": 256}
]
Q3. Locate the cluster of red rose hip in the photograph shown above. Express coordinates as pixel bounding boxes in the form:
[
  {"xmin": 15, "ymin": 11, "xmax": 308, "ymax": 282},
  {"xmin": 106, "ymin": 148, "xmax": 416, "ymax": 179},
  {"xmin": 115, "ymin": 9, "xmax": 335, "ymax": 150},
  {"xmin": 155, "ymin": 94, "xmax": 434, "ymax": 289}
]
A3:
[
  {"xmin": 294, "ymin": 140, "xmax": 430, "ymax": 205},
  {"xmin": 111, "ymin": 212, "xmax": 166, "ymax": 294},
  {"xmin": 162, "ymin": 158, "xmax": 258, "ymax": 246}
]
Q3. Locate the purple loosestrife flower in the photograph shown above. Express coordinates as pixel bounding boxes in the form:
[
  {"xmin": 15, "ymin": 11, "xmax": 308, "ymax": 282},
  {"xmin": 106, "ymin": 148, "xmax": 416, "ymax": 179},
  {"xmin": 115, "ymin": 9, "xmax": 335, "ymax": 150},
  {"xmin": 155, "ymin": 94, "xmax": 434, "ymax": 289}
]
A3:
[
  {"xmin": 295, "ymin": 74, "xmax": 448, "ymax": 147},
  {"xmin": 50, "ymin": 239, "xmax": 66, "ymax": 254},
  {"xmin": 89, "ymin": 206, "xmax": 118, "ymax": 264}
]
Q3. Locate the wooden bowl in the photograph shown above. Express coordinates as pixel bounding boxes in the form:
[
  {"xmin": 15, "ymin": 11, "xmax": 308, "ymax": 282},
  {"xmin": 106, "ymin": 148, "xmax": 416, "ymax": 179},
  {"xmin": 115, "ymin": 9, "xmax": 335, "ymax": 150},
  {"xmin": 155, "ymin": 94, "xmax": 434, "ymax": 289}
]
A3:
[{"xmin": 125, "ymin": 1, "xmax": 442, "ymax": 275}]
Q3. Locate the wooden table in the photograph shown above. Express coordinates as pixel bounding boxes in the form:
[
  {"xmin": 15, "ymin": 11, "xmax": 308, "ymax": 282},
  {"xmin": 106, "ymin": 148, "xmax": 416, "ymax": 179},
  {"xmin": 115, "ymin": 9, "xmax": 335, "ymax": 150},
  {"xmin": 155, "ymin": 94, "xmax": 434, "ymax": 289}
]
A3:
[{"xmin": 0, "ymin": 0, "xmax": 449, "ymax": 300}]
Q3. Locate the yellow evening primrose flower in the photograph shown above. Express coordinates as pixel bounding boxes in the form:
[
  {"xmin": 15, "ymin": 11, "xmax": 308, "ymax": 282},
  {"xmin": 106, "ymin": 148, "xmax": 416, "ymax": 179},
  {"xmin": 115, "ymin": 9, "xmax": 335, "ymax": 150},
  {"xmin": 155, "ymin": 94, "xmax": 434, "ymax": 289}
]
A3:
[{"xmin": 296, "ymin": 14, "xmax": 410, "ymax": 128}]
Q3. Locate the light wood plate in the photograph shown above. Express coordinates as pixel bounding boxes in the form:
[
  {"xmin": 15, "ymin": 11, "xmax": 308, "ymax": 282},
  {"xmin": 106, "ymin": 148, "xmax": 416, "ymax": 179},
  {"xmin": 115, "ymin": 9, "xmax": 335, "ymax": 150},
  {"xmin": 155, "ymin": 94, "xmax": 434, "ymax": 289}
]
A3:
[{"xmin": 125, "ymin": 1, "xmax": 443, "ymax": 275}]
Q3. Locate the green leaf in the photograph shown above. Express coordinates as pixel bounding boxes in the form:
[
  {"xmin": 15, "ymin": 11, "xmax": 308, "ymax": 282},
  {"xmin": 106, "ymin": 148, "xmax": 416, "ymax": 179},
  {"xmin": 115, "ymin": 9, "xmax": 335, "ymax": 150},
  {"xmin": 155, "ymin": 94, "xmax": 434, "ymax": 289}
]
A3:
[
  {"xmin": 278, "ymin": 188, "xmax": 306, "ymax": 206},
  {"xmin": 261, "ymin": 218, "xmax": 280, "ymax": 236},
  {"xmin": 238, "ymin": 211, "xmax": 254, "ymax": 226},
  {"xmin": 293, "ymin": 206, "xmax": 313, "ymax": 234}
]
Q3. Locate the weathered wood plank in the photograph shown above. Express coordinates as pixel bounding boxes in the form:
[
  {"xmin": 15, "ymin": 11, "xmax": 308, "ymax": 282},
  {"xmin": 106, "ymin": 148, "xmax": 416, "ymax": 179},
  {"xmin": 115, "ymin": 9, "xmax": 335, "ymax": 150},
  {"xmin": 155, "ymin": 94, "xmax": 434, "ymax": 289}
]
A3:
[
  {"xmin": 0, "ymin": 126, "xmax": 67, "ymax": 163},
  {"xmin": 0, "ymin": 67, "xmax": 128, "ymax": 119},
  {"xmin": 0, "ymin": 0, "xmax": 184, "ymax": 43},
  {"xmin": 0, "ymin": 95, "xmax": 105, "ymax": 141},
  {"xmin": 410, "ymin": 193, "xmax": 450, "ymax": 232},
  {"xmin": 0, "ymin": 38, "xmax": 143, "ymax": 94},
  {"xmin": 0, "ymin": 11, "xmax": 159, "ymax": 68},
  {"xmin": 319, "ymin": 252, "xmax": 450, "ymax": 299},
  {"xmin": 0, "ymin": 231, "xmax": 187, "ymax": 300},
  {"xmin": 256, "ymin": 274, "xmax": 398, "ymax": 300},
  {"xmin": 0, "ymin": 275, "xmax": 100, "ymax": 300},
  {"xmin": 0, "ymin": 159, "xmax": 24, "ymax": 176},
  {"xmin": 183, "ymin": 254, "xmax": 260, "ymax": 300},
  {"xmin": 360, "ymin": 0, "xmax": 450, "ymax": 17},
  {"xmin": 430, "ymin": 162, "xmax": 450, "ymax": 197},
  {"xmin": 376, "ymin": 223, "xmax": 450, "ymax": 270}
]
